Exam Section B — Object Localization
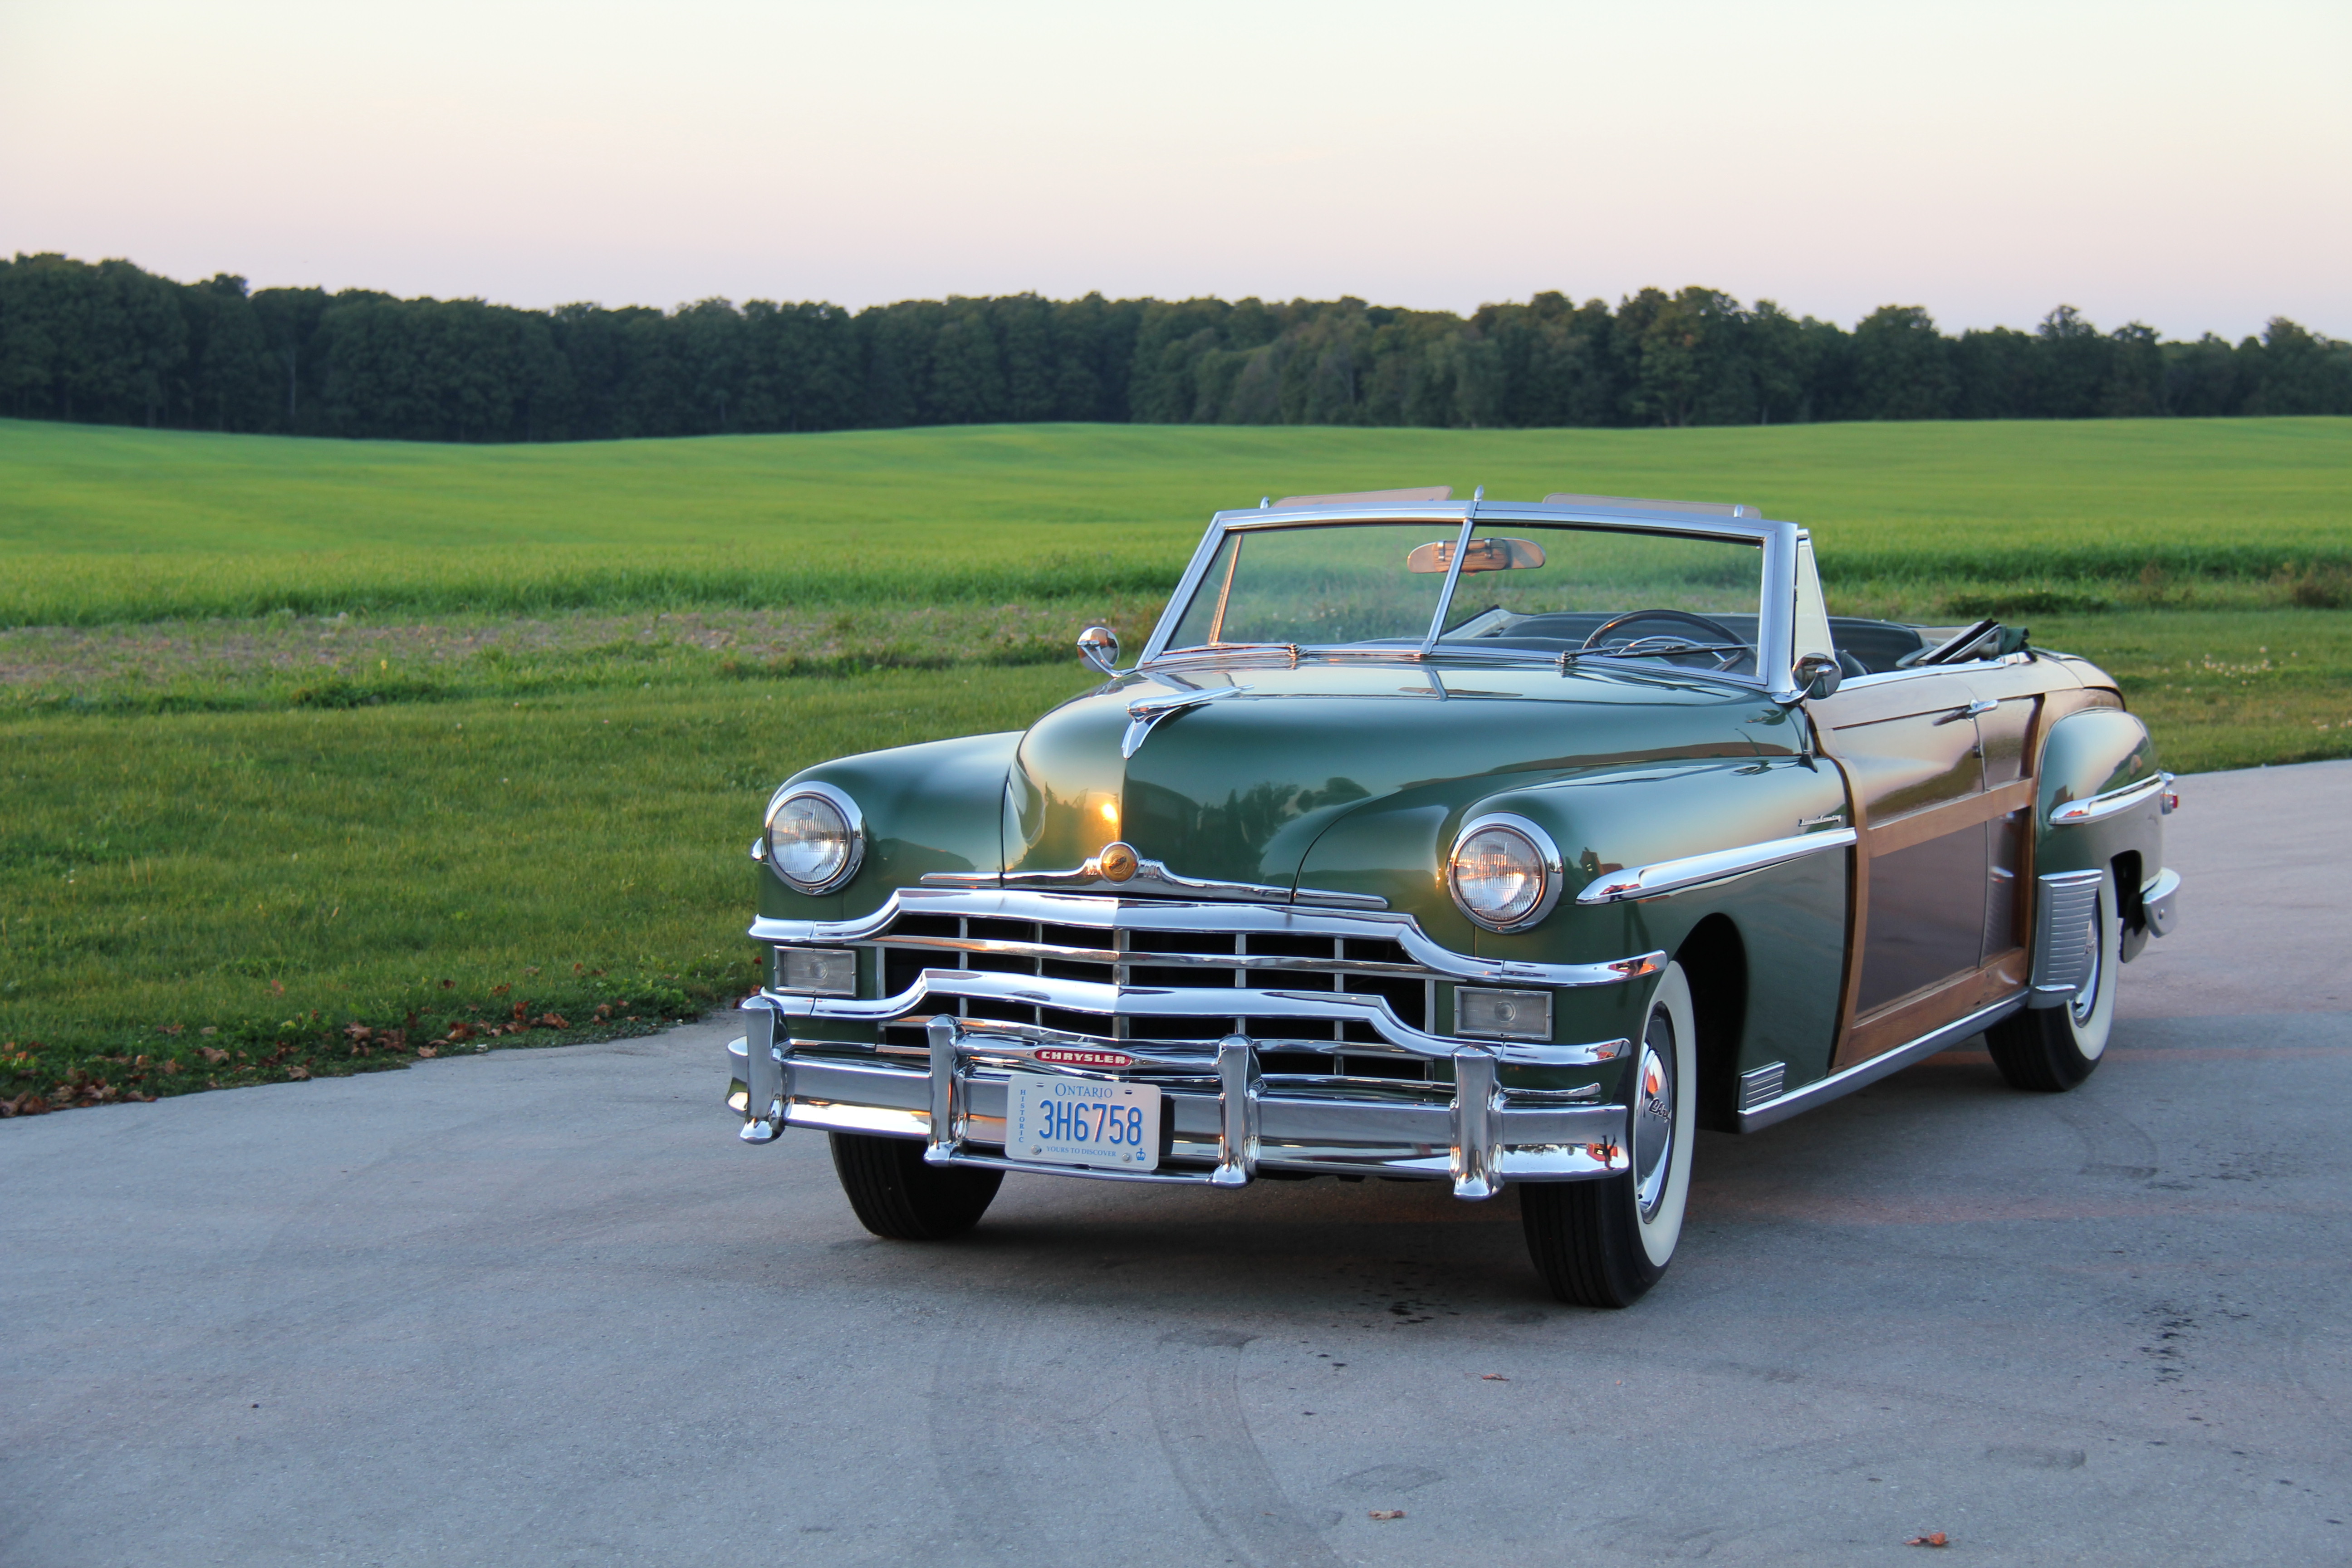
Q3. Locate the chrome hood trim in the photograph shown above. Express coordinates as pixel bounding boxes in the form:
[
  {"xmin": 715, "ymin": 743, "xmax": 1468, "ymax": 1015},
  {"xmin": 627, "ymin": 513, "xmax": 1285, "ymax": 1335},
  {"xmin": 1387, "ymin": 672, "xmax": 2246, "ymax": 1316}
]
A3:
[{"xmin": 921, "ymin": 857, "xmax": 1387, "ymax": 909}]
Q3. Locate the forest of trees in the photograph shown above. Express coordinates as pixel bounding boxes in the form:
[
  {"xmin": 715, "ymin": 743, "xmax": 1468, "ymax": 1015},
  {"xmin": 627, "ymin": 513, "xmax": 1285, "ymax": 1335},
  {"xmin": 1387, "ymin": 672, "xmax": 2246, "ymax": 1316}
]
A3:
[{"xmin": 3, "ymin": 251, "xmax": 2348, "ymax": 443}]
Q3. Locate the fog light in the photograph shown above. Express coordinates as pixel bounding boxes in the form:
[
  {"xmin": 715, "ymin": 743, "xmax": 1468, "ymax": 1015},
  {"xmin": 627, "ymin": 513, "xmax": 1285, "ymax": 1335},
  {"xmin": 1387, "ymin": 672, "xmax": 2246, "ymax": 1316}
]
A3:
[
  {"xmin": 775, "ymin": 946, "xmax": 857, "ymax": 996},
  {"xmin": 1455, "ymin": 986, "xmax": 1552, "ymax": 1041}
]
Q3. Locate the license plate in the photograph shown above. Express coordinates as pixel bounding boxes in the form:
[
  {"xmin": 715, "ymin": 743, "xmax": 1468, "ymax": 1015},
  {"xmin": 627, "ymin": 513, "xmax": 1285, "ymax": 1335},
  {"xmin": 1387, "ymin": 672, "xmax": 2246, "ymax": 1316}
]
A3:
[{"xmin": 1003, "ymin": 1075, "xmax": 1160, "ymax": 1171}]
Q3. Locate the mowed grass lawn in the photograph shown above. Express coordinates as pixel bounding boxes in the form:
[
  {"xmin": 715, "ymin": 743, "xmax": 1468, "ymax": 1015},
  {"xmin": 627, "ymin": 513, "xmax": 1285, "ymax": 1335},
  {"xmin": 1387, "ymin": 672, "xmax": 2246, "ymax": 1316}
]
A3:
[
  {"xmin": 2, "ymin": 669, "xmax": 1093, "ymax": 1110},
  {"xmin": 2, "ymin": 416, "xmax": 2348, "ymax": 1114}
]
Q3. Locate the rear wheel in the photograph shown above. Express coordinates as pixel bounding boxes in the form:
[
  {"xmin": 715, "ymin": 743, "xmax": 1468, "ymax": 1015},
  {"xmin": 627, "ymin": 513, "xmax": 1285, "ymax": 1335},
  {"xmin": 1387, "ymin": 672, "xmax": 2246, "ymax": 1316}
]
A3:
[
  {"xmin": 1986, "ymin": 871, "xmax": 2120, "ymax": 1092},
  {"xmin": 1520, "ymin": 962, "xmax": 1697, "ymax": 1308},
  {"xmin": 828, "ymin": 1132, "xmax": 1003, "ymax": 1240}
]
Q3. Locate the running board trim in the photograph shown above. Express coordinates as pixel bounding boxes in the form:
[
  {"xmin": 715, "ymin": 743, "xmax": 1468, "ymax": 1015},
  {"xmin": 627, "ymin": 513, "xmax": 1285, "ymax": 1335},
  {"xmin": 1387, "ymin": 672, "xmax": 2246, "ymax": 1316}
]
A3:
[{"xmin": 1735, "ymin": 993, "xmax": 2027, "ymax": 1132}]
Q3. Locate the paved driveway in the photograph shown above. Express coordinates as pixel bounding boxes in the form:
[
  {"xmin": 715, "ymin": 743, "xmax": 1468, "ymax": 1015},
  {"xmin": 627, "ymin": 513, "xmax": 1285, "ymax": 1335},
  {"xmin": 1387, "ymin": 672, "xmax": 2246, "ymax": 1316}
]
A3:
[{"xmin": 4, "ymin": 762, "xmax": 2348, "ymax": 1567}]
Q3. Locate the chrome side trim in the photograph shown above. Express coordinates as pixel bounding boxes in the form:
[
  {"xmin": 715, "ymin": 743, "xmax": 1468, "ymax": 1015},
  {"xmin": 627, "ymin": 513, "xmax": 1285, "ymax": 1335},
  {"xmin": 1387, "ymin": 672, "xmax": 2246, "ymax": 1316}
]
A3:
[
  {"xmin": 1736, "ymin": 995, "xmax": 2027, "ymax": 1132},
  {"xmin": 2142, "ymin": 867, "xmax": 2180, "ymax": 937},
  {"xmin": 1575, "ymin": 828, "xmax": 1856, "ymax": 905},
  {"xmin": 752, "ymin": 888, "xmax": 1661, "ymax": 990},
  {"xmin": 922, "ymin": 859, "xmax": 1386, "ymax": 910},
  {"xmin": 2029, "ymin": 869, "xmax": 2106, "ymax": 1007},
  {"xmin": 2049, "ymin": 773, "xmax": 2166, "ymax": 825}
]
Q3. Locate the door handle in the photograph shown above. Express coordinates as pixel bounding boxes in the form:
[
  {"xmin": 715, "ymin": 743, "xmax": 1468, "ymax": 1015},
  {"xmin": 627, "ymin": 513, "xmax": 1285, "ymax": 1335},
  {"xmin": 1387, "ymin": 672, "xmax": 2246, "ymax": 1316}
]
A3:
[{"xmin": 1936, "ymin": 699, "xmax": 1999, "ymax": 723}]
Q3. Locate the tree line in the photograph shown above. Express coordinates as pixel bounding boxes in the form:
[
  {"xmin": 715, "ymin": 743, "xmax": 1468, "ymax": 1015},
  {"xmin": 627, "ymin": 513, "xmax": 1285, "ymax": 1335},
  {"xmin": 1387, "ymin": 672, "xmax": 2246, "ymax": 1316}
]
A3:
[{"xmin": 3, "ymin": 250, "xmax": 2347, "ymax": 442}]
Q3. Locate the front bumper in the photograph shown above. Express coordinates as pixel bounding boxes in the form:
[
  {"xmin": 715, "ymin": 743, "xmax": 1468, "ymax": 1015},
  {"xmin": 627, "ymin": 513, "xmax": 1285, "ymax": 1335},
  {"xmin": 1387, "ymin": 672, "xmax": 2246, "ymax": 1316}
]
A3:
[{"xmin": 726, "ymin": 1012, "xmax": 1629, "ymax": 1201}]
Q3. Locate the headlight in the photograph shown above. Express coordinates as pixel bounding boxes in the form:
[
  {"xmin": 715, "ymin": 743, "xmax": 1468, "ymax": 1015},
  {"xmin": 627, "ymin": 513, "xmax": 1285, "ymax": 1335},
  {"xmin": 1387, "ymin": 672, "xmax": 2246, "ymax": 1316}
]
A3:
[
  {"xmin": 764, "ymin": 783, "xmax": 865, "ymax": 893},
  {"xmin": 1447, "ymin": 814, "xmax": 1563, "ymax": 932}
]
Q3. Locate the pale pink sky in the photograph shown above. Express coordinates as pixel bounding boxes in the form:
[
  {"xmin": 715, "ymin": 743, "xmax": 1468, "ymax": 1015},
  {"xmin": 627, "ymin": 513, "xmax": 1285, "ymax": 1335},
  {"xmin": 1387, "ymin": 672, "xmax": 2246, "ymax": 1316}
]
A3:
[{"xmin": 4, "ymin": 0, "xmax": 2346, "ymax": 338}]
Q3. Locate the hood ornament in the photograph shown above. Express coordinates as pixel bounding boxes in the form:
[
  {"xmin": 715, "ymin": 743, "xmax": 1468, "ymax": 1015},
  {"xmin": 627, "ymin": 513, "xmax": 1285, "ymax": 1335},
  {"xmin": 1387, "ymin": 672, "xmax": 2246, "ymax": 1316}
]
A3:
[
  {"xmin": 1095, "ymin": 841, "xmax": 1140, "ymax": 882},
  {"xmin": 1122, "ymin": 684, "xmax": 1250, "ymax": 759}
]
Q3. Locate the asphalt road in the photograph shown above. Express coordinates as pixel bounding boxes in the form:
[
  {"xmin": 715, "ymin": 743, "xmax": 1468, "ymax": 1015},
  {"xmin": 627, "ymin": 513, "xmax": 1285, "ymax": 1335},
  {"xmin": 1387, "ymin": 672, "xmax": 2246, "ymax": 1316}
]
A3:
[{"xmin": 5, "ymin": 761, "xmax": 2349, "ymax": 1568}]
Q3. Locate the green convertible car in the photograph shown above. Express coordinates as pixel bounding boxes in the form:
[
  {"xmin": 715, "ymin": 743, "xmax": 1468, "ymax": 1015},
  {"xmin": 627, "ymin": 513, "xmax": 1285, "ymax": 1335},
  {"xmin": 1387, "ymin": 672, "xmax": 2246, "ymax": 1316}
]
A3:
[{"xmin": 728, "ymin": 487, "xmax": 2180, "ymax": 1306}]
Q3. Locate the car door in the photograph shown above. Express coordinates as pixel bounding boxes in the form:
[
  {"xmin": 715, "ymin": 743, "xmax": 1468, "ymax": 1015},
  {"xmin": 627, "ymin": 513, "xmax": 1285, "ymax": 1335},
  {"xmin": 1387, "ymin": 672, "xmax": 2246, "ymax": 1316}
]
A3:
[{"xmin": 1808, "ymin": 667, "xmax": 2034, "ymax": 1069}]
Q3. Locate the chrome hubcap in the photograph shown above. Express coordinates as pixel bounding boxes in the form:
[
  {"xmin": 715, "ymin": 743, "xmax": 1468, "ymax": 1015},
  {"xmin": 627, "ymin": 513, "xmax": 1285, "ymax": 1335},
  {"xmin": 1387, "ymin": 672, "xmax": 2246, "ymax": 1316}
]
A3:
[{"xmin": 1633, "ymin": 1014, "xmax": 1676, "ymax": 1220}]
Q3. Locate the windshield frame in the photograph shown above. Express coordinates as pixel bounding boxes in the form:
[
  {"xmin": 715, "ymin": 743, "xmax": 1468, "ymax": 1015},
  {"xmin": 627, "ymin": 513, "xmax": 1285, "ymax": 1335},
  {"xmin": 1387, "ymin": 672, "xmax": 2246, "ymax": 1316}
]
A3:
[{"xmin": 1139, "ymin": 499, "xmax": 1812, "ymax": 700}]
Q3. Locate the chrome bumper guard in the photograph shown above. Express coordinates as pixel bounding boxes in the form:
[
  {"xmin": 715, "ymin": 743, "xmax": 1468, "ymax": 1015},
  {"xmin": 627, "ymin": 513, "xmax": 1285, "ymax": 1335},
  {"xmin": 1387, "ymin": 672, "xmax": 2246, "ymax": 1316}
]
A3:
[
  {"xmin": 728, "ymin": 1009, "xmax": 1630, "ymax": 1201},
  {"xmin": 2141, "ymin": 866, "xmax": 2180, "ymax": 937}
]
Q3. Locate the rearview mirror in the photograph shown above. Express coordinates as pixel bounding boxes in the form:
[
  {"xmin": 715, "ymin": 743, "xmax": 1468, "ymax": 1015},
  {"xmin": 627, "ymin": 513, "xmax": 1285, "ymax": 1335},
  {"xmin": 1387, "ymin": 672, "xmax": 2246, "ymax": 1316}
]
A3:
[
  {"xmin": 1077, "ymin": 625, "xmax": 1120, "ymax": 676},
  {"xmin": 1405, "ymin": 536, "xmax": 1546, "ymax": 574},
  {"xmin": 1791, "ymin": 652, "xmax": 1842, "ymax": 701}
]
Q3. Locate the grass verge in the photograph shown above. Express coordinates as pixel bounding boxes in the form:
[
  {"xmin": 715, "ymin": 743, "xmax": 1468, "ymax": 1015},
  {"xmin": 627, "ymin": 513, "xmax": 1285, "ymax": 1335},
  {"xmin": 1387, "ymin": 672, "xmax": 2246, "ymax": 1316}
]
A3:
[{"xmin": 0, "ymin": 666, "xmax": 1094, "ymax": 1115}]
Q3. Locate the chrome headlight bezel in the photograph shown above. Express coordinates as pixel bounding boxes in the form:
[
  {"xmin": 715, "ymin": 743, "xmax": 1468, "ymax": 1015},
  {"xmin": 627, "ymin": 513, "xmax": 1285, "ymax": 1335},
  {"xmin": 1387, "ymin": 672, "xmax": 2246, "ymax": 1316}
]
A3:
[
  {"xmin": 1446, "ymin": 813, "xmax": 1564, "ymax": 933},
  {"xmin": 763, "ymin": 782, "xmax": 866, "ymax": 894}
]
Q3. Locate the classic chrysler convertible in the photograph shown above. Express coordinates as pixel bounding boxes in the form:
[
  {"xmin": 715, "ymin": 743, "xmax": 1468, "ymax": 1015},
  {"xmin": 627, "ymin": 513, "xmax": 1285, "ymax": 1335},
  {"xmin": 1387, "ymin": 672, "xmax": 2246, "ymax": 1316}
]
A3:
[{"xmin": 728, "ymin": 488, "xmax": 2181, "ymax": 1306}]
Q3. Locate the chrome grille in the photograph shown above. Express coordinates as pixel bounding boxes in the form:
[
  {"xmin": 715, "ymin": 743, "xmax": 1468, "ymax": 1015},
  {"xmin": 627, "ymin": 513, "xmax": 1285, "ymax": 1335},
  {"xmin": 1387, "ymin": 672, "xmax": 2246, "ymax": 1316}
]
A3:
[{"xmin": 867, "ymin": 912, "xmax": 1440, "ymax": 1079}]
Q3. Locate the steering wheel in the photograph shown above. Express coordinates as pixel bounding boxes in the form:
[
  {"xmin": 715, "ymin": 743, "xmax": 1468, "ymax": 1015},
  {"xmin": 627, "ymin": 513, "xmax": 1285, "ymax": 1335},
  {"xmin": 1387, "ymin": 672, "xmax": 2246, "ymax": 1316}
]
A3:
[{"xmin": 1582, "ymin": 608, "xmax": 1747, "ymax": 654}]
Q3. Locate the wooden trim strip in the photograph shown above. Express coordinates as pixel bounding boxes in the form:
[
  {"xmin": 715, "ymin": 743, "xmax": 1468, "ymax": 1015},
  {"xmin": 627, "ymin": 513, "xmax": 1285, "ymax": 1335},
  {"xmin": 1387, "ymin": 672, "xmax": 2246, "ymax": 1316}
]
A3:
[{"xmin": 1865, "ymin": 778, "xmax": 2037, "ymax": 857}]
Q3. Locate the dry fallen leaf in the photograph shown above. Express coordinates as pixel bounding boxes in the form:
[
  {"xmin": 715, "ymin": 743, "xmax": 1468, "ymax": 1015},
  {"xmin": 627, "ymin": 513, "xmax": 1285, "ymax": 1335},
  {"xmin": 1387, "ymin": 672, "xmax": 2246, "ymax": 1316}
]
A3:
[
  {"xmin": 284, "ymin": 1065, "xmax": 311, "ymax": 1081},
  {"xmin": 1368, "ymin": 1510, "xmax": 1405, "ymax": 1521},
  {"xmin": 200, "ymin": 1046, "xmax": 229, "ymax": 1063},
  {"xmin": 416, "ymin": 1046, "xmax": 439, "ymax": 1059},
  {"xmin": 1906, "ymin": 1533, "xmax": 1949, "ymax": 1548},
  {"xmin": 1481, "ymin": 1373, "xmax": 1509, "ymax": 1381}
]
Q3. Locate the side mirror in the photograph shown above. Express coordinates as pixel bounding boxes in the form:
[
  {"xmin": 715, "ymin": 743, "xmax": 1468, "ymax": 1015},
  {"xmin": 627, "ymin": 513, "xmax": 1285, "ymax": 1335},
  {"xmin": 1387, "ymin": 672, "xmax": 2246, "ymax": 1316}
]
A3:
[
  {"xmin": 1077, "ymin": 625, "xmax": 1120, "ymax": 676},
  {"xmin": 1791, "ymin": 652, "xmax": 1842, "ymax": 701}
]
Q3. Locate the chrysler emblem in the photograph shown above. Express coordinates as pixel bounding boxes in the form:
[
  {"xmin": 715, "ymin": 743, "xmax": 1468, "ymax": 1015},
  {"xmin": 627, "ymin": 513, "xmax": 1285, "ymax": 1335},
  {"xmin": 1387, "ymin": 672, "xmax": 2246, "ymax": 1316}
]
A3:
[{"xmin": 1034, "ymin": 1046, "xmax": 1135, "ymax": 1069}]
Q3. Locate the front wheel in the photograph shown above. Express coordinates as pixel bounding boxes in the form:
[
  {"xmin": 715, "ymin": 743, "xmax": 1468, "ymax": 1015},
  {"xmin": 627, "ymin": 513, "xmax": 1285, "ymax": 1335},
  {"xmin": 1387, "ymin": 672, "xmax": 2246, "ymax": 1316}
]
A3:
[
  {"xmin": 829, "ymin": 1132, "xmax": 1003, "ymax": 1240},
  {"xmin": 1985, "ymin": 871, "xmax": 2121, "ymax": 1093},
  {"xmin": 1519, "ymin": 962, "xmax": 1698, "ymax": 1308}
]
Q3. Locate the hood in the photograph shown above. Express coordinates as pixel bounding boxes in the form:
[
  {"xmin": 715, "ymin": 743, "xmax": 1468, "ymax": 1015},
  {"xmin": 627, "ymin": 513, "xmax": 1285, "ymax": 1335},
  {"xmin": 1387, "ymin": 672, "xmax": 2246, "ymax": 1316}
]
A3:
[{"xmin": 1006, "ymin": 659, "xmax": 1795, "ymax": 891}]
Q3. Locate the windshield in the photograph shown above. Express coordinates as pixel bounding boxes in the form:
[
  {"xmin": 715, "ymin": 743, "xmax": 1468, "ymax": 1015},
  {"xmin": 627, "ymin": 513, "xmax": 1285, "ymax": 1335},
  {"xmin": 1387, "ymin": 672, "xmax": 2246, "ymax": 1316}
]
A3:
[{"xmin": 1161, "ymin": 519, "xmax": 1764, "ymax": 675}]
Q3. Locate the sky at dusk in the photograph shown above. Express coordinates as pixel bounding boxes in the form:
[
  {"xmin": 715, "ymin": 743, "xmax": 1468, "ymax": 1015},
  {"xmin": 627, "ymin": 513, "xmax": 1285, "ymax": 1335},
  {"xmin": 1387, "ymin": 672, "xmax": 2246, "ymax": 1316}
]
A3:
[{"xmin": 3, "ymin": 0, "xmax": 2346, "ymax": 338}]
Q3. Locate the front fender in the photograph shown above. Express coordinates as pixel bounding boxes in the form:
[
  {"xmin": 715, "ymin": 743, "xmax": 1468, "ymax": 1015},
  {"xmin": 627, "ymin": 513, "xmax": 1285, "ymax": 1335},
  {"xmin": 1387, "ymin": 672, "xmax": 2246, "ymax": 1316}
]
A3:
[
  {"xmin": 1467, "ymin": 756, "xmax": 1850, "ymax": 966},
  {"xmin": 1297, "ymin": 757, "xmax": 1854, "ymax": 1096},
  {"xmin": 757, "ymin": 732, "xmax": 1020, "ymax": 923}
]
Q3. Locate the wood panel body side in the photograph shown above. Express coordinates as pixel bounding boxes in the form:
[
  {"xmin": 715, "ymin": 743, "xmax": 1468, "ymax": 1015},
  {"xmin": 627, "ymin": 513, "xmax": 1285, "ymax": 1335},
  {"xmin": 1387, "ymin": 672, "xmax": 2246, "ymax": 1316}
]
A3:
[{"xmin": 1840, "ymin": 947, "xmax": 2030, "ymax": 1063}]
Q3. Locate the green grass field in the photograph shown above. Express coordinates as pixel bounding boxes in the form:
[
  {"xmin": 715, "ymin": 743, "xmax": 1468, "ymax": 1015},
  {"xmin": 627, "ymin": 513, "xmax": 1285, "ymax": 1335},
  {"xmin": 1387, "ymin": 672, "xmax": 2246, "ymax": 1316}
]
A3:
[
  {"xmin": 5, "ymin": 416, "xmax": 2349, "ymax": 624},
  {"xmin": 3, "ymin": 416, "xmax": 2347, "ymax": 1116}
]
